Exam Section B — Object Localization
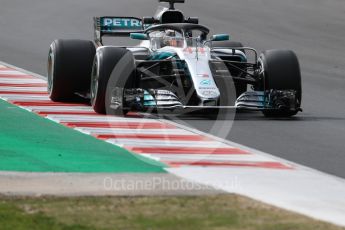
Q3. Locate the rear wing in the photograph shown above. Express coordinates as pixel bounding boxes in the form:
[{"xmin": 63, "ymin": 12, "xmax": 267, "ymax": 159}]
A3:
[{"xmin": 94, "ymin": 17, "xmax": 146, "ymax": 45}]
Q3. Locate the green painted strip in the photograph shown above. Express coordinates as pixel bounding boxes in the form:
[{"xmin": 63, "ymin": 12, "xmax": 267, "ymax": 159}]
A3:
[{"xmin": 0, "ymin": 100, "xmax": 166, "ymax": 173}]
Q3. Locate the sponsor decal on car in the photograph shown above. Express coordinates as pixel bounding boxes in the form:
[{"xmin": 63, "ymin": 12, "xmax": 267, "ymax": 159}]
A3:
[
  {"xmin": 201, "ymin": 90, "xmax": 218, "ymax": 97},
  {"xmin": 101, "ymin": 18, "xmax": 142, "ymax": 30},
  {"xmin": 198, "ymin": 86, "xmax": 217, "ymax": 90},
  {"xmin": 198, "ymin": 47, "xmax": 206, "ymax": 55},
  {"xmin": 200, "ymin": 79, "xmax": 211, "ymax": 86},
  {"xmin": 197, "ymin": 73, "xmax": 209, "ymax": 78},
  {"xmin": 183, "ymin": 47, "xmax": 206, "ymax": 55},
  {"xmin": 183, "ymin": 47, "xmax": 193, "ymax": 54}
]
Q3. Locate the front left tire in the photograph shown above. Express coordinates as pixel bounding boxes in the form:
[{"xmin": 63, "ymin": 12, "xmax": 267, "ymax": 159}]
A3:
[{"xmin": 91, "ymin": 47, "xmax": 136, "ymax": 115}]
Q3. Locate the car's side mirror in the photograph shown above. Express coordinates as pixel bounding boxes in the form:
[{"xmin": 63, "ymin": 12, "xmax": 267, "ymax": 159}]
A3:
[
  {"xmin": 130, "ymin": 33, "xmax": 149, "ymax": 40},
  {"xmin": 210, "ymin": 34, "xmax": 230, "ymax": 41}
]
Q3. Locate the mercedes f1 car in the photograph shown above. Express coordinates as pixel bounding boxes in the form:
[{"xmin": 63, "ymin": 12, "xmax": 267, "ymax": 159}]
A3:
[{"xmin": 47, "ymin": 0, "xmax": 302, "ymax": 117}]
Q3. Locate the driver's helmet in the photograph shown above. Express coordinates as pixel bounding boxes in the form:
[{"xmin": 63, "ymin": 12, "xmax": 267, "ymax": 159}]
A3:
[{"xmin": 162, "ymin": 30, "xmax": 184, "ymax": 48}]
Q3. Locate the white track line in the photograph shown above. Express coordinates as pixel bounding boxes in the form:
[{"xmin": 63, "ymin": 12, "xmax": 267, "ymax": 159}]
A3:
[
  {"xmin": 0, "ymin": 95, "xmax": 50, "ymax": 100},
  {"xmin": 1, "ymin": 96, "xmax": 51, "ymax": 101},
  {"xmin": 0, "ymin": 70, "xmax": 27, "ymax": 75},
  {"xmin": 0, "ymin": 79, "xmax": 46, "ymax": 83},
  {"xmin": 107, "ymin": 139, "xmax": 228, "ymax": 148},
  {"xmin": 0, "ymin": 87, "xmax": 47, "ymax": 92},
  {"xmin": 46, "ymin": 115, "xmax": 161, "ymax": 123},
  {"xmin": 76, "ymin": 127, "xmax": 195, "ymax": 135},
  {"xmin": 145, "ymin": 154, "xmax": 280, "ymax": 163},
  {"xmin": 25, "ymin": 106, "xmax": 95, "ymax": 112}
]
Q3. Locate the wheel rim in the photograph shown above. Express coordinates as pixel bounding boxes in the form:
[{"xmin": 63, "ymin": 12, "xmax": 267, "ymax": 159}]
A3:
[
  {"xmin": 47, "ymin": 47, "xmax": 54, "ymax": 95},
  {"xmin": 90, "ymin": 59, "xmax": 99, "ymax": 106}
]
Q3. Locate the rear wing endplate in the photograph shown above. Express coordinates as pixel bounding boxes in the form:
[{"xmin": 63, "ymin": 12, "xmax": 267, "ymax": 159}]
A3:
[{"xmin": 94, "ymin": 16, "xmax": 146, "ymax": 45}]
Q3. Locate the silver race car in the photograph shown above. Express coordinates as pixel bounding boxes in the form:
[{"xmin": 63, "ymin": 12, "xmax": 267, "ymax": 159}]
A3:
[{"xmin": 48, "ymin": 0, "xmax": 302, "ymax": 117}]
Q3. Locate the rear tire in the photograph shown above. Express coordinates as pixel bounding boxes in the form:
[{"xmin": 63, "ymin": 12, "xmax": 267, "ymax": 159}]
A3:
[
  {"xmin": 212, "ymin": 41, "xmax": 247, "ymax": 97},
  {"xmin": 47, "ymin": 39, "xmax": 95, "ymax": 102},
  {"xmin": 91, "ymin": 47, "xmax": 136, "ymax": 115},
  {"xmin": 260, "ymin": 49, "xmax": 302, "ymax": 117}
]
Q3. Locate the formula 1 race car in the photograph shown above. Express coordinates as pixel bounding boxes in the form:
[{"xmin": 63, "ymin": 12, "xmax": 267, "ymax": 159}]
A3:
[{"xmin": 47, "ymin": 0, "xmax": 302, "ymax": 117}]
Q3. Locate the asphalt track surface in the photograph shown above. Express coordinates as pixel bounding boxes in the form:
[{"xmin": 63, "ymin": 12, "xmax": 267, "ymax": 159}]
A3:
[{"xmin": 1, "ymin": 0, "xmax": 345, "ymax": 177}]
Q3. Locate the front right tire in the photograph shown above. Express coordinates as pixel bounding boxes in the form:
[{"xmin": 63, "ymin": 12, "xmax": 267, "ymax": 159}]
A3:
[{"xmin": 259, "ymin": 49, "xmax": 302, "ymax": 117}]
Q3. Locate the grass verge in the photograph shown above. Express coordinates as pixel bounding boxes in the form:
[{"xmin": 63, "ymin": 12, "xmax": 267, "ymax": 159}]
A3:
[{"xmin": 0, "ymin": 195, "xmax": 343, "ymax": 230}]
